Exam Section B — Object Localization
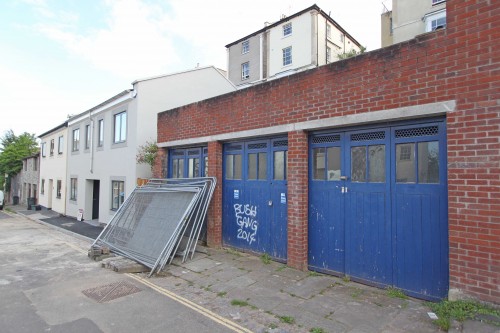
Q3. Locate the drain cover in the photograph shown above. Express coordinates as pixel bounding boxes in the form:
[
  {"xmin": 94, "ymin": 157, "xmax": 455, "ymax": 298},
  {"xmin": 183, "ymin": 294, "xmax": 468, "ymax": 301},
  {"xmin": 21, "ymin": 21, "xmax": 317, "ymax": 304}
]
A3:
[{"xmin": 82, "ymin": 281, "xmax": 141, "ymax": 303}]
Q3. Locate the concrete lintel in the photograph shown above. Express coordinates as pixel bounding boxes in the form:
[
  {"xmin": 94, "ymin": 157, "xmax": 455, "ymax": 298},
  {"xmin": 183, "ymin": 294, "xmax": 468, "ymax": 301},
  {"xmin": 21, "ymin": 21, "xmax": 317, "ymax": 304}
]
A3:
[{"xmin": 158, "ymin": 100, "xmax": 455, "ymax": 148}]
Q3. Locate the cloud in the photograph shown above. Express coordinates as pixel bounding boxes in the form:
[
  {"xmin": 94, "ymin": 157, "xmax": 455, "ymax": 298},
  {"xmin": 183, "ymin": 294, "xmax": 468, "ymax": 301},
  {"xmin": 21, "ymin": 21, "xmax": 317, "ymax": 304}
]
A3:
[{"xmin": 36, "ymin": 0, "xmax": 180, "ymax": 79}]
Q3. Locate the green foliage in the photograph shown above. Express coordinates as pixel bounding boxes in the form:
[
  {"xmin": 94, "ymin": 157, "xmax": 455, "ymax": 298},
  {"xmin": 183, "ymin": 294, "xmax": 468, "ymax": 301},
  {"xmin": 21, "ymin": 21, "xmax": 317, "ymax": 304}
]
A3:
[
  {"xmin": 231, "ymin": 299, "xmax": 249, "ymax": 307},
  {"xmin": 136, "ymin": 141, "xmax": 158, "ymax": 170},
  {"xmin": 0, "ymin": 130, "xmax": 39, "ymax": 191},
  {"xmin": 260, "ymin": 253, "xmax": 272, "ymax": 264},
  {"xmin": 278, "ymin": 316, "xmax": 295, "ymax": 324},
  {"xmin": 427, "ymin": 300, "xmax": 500, "ymax": 331},
  {"xmin": 342, "ymin": 275, "xmax": 351, "ymax": 282},
  {"xmin": 337, "ymin": 46, "xmax": 367, "ymax": 60},
  {"xmin": 310, "ymin": 328, "xmax": 326, "ymax": 333},
  {"xmin": 386, "ymin": 287, "xmax": 409, "ymax": 299},
  {"xmin": 217, "ymin": 291, "xmax": 227, "ymax": 297}
]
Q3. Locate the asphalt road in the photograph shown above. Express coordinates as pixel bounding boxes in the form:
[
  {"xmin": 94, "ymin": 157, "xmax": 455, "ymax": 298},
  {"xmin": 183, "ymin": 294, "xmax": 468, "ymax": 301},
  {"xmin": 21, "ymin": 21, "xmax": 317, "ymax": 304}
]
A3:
[{"xmin": 0, "ymin": 212, "xmax": 241, "ymax": 333}]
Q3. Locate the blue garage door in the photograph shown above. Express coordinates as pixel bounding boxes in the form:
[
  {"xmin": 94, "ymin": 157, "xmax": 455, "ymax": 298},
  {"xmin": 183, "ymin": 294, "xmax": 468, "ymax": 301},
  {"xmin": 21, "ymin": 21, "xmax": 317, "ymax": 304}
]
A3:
[
  {"xmin": 223, "ymin": 138, "xmax": 288, "ymax": 260},
  {"xmin": 309, "ymin": 120, "xmax": 448, "ymax": 301}
]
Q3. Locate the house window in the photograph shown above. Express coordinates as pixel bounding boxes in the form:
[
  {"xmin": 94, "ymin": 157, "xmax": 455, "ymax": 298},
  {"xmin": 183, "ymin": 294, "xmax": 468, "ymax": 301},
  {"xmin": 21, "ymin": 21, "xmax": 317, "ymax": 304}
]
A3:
[
  {"xmin": 98, "ymin": 119, "xmax": 104, "ymax": 147},
  {"xmin": 72, "ymin": 129, "xmax": 80, "ymax": 152},
  {"xmin": 85, "ymin": 124, "xmax": 91, "ymax": 150},
  {"xmin": 242, "ymin": 40, "xmax": 249, "ymax": 54},
  {"xmin": 70, "ymin": 178, "xmax": 77, "ymax": 201},
  {"xmin": 326, "ymin": 47, "xmax": 332, "ymax": 63},
  {"xmin": 283, "ymin": 22, "xmax": 292, "ymax": 37},
  {"xmin": 399, "ymin": 145, "xmax": 412, "ymax": 160},
  {"xmin": 340, "ymin": 34, "xmax": 345, "ymax": 43},
  {"xmin": 114, "ymin": 111, "xmax": 127, "ymax": 143},
  {"xmin": 41, "ymin": 142, "xmax": 46, "ymax": 157},
  {"xmin": 24, "ymin": 161, "xmax": 27, "ymax": 171},
  {"xmin": 58, "ymin": 136, "xmax": 63, "ymax": 154},
  {"xmin": 425, "ymin": 10, "xmax": 446, "ymax": 32},
  {"xmin": 56, "ymin": 180, "xmax": 62, "ymax": 198},
  {"xmin": 241, "ymin": 62, "xmax": 250, "ymax": 80},
  {"xmin": 41, "ymin": 179, "xmax": 45, "ymax": 195},
  {"xmin": 283, "ymin": 46, "xmax": 292, "ymax": 66},
  {"xmin": 111, "ymin": 181, "xmax": 125, "ymax": 210},
  {"xmin": 326, "ymin": 24, "xmax": 331, "ymax": 39},
  {"xmin": 33, "ymin": 157, "xmax": 37, "ymax": 171},
  {"xmin": 50, "ymin": 139, "xmax": 54, "ymax": 156}
]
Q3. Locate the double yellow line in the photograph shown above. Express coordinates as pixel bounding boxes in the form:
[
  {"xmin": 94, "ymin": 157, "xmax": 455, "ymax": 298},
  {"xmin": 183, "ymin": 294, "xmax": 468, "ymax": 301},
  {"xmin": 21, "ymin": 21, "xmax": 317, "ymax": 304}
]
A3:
[
  {"xmin": 55, "ymin": 232, "xmax": 251, "ymax": 332},
  {"xmin": 126, "ymin": 273, "xmax": 253, "ymax": 333}
]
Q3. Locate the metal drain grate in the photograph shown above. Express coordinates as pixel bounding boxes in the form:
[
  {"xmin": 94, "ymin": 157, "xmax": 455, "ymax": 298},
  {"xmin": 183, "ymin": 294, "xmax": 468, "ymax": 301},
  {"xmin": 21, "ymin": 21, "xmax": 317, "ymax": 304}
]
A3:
[{"xmin": 82, "ymin": 281, "xmax": 141, "ymax": 303}]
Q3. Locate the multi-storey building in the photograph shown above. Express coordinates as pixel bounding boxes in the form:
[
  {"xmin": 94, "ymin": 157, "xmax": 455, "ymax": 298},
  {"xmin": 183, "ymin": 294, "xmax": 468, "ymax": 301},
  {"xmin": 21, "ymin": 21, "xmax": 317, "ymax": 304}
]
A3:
[
  {"xmin": 38, "ymin": 122, "xmax": 68, "ymax": 215},
  {"xmin": 226, "ymin": 4, "xmax": 362, "ymax": 87},
  {"xmin": 65, "ymin": 66, "xmax": 235, "ymax": 224},
  {"xmin": 381, "ymin": 0, "xmax": 446, "ymax": 47}
]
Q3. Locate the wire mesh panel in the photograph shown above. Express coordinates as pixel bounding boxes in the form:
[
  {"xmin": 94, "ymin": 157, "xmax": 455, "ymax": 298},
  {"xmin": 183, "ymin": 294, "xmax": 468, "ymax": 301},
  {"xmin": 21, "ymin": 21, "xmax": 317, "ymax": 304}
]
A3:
[{"xmin": 93, "ymin": 177, "xmax": 216, "ymax": 276}]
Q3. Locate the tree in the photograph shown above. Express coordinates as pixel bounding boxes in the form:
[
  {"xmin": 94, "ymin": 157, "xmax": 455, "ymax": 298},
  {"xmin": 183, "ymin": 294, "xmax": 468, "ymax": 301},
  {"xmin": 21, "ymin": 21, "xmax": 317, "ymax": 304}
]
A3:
[
  {"xmin": 136, "ymin": 141, "xmax": 158, "ymax": 171},
  {"xmin": 0, "ymin": 131, "xmax": 39, "ymax": 191},
  {"xmin": 337, "ymin": 46, "xmax": 367, "ymax": 60}
]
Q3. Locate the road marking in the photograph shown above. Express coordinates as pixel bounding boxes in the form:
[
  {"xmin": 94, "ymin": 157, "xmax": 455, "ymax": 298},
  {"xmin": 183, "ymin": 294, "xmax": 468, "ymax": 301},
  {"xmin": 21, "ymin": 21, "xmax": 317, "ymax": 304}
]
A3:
[{"xmin": 127, "ymin": 273, "xmax": 253, "ymax": 333}]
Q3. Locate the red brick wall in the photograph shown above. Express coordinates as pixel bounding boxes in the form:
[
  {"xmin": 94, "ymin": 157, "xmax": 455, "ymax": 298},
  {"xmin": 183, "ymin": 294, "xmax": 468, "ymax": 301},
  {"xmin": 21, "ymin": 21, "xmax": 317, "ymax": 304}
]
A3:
[
  {"xmin": 207, "ymin": 141, "xmax": 223, "ymax": 248},
  {"xmin": 157, "ymin": 0, "xmax": 499, "ymax": 303},
  {"xmin": 287, "ymin": 130, "xmax": 309, "ymax": 270}
]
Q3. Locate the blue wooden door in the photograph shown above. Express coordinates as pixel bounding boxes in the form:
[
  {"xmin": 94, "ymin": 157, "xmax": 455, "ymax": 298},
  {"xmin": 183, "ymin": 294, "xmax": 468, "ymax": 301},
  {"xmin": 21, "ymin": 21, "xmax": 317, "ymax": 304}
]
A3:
[
  {"xmin": 391, "ymin": 122, "xmax": 448, "ymax": 300},
  {"xmin": 309, "ymin": 120, "xmax": 448, "ymax": 301},
  {"xmin": 223, "ymin": 138, "xmax": 288, "ymax": 260},
  {"xmin": 169, "ymin": 147, "xmax": 208, "ymax": 178},
  {"xmin": 345, "ymin": 129, "xmax": 392, "ymax": 286}
]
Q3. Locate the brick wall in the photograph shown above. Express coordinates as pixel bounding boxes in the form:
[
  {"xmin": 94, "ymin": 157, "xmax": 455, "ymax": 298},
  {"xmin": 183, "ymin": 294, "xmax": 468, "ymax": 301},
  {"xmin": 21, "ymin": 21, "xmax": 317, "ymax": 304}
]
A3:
[{"xmin": 157, "ymin": 0, "xmax": 499, "ymax": 303}]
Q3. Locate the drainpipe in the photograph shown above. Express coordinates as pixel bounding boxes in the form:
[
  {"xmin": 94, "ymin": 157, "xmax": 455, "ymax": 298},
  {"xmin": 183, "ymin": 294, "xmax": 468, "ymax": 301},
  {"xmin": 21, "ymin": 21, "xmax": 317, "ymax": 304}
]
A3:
[
  {"xmin": 89, "ymin": 110, "xmax": 94, "ymax": 174},
  {"xmin": 259, "ymin": 33, "xmax": 264, "ymax": 81}
]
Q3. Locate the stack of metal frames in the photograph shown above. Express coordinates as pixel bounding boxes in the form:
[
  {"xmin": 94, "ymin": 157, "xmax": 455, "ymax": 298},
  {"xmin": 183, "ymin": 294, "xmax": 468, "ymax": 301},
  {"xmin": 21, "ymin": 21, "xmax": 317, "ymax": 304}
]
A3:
[{"xmin": 91, "ymin": 177, "xmax": 216, "ymax": 276}]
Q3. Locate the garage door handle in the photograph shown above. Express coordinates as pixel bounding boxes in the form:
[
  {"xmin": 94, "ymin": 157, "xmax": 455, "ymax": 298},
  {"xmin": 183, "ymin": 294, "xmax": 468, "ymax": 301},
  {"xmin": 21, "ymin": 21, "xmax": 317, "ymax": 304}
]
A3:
[{"xmin": 340, "ymin": 176, "xmax": 348, "ymax": 180}]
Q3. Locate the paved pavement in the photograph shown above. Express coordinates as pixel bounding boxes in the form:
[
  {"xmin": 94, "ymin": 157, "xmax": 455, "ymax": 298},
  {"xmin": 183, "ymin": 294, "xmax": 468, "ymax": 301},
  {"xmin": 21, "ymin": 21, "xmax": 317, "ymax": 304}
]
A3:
[{"xmin": 3, "ymin": 204, "xmax": 499, "ymax": 332}]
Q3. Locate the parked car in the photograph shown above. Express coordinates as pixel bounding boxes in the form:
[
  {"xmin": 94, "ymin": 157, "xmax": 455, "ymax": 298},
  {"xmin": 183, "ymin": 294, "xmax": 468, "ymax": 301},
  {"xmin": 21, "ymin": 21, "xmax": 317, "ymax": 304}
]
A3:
[{"xmin": 0, "ymin": 190, "xmax": 4, "ymax": 210}]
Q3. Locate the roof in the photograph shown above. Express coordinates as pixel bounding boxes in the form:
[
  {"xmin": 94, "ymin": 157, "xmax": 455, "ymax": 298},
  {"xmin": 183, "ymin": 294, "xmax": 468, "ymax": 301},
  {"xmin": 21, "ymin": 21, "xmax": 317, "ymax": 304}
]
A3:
[
  {"xmin": 131, "ymin": 65, "xmax": 230, "ymax": 85},
  {"xmin": 22, "ymin": 152, "xmax": 40, "ymax": 161},
  {"xmin": 67, "ymin": 89, "xmax": 133, "ymax": 124},
  {"xmin": 38, "ymin": 121, "xmax": 68, "ymax": 138},
  {"xmin": 225, "ymin": 4, "xmax": 362, "ymax": 48}
]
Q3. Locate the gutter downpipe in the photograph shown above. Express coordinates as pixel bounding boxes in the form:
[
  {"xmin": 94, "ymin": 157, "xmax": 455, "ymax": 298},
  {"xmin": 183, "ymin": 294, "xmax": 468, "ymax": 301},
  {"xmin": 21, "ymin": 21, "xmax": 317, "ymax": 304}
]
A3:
[{"xmin": 89, "ymin": 110, "xmax": 94, "ymax": 174}]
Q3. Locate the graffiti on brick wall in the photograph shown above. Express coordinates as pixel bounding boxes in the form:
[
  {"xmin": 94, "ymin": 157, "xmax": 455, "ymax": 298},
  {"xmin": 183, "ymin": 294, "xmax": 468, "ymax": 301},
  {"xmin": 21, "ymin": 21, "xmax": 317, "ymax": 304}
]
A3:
[{"xmin": 234, "ymin": 203, "xmax": 258, "ymax": 245}]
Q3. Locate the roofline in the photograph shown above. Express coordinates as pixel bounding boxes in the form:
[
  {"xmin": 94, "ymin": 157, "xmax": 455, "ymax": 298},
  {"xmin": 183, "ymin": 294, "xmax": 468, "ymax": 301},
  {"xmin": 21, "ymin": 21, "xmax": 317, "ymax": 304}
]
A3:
[
  {"xmin": 68, "ymin": 90, "xmax": 133, "ymax": 125},
  {"xmin": 132, "ymin": 65, "xmax": 226, "ymax": 85},
  {"xmin": 225, "ymin": 4, "xmax": 362, "ymax": 48},
  {"xmin": 38, "ymin": 121, "xmax": 68, "ymax": 138},
  {"xmin": 22, "ymin": 152, "xmax": 40, "ymax": 161}
]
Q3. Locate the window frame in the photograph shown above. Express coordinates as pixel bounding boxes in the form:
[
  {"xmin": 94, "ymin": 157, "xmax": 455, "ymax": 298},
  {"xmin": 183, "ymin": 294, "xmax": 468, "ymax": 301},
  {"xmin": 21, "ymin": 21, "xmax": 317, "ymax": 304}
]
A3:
[
  {"xmin": 241, "ymin": 62, "xmax": 250, "ymax": 80},
  {"xmin": 41, "ymin": 179, "xmax": 45, "ymax": 195},
  {"xmin": 424, "ymin": 10, "xmax": 446, "ymax": 32},
  {"xmin": 283, "ymin": 22, "xmax": 292, "ymax": 37},
  {"xmin": 41, "ymin": 142, "xmax": 46, "ymax": 157},
  {"xmin": 70, "ymin": 178, "xmax": 77, "ymax": 201},
  {"xmin": 326, "ymin": 24, "xmax": 331, "ymax": 39},
  {"xmin": 58, "ymin": 135, "xmax": 64, "ymax": 154},
  {"xmin": 241, "ymin": 40, "xmax": 249, "ymax": 54},
  {"xmin": 113, "ymin": 111, "xmax": 127, "ymax": 144},
  {"xmin": 72, "ymin": 128, "xmax": 80, "ymax": 152},
  {"xmin": 50, "ymin": 139, "xmax": 54, "ymax": 156},
  {"xmin": 111, "ymin": 180, "xmax": 125, "ymax": 210},
  {"xmin": 56, "ymin": 180, "xmax": 62, "ymax": 199},
  {"xmin": 326, "ymin": 46, "xmax": 332, "ymax": 63},
  {"xmin": 282, "ymin": 46, "xmax": 292, "ymax": 66},
  {"xmin": 85, "ymin": 124, "xmax": 91, "ymax": 150},
  {"xmin": 98, "ymin": 119, "xmax": 104, "ymax": 147}
]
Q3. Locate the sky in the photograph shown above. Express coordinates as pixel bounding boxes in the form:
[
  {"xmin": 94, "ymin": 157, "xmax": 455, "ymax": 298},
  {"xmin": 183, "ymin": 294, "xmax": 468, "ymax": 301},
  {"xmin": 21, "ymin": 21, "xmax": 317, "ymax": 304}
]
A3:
[{"xmin": 0, "ymin": 0, "xmax": 391, "ymax": 140}]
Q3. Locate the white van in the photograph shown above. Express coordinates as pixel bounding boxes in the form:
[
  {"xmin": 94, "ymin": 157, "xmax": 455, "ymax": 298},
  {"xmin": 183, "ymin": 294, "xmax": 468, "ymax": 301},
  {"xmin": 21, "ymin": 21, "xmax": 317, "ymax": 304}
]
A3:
[{"xmin": 0, "ymin": 190, "xmax": 4, "ymax": 210}]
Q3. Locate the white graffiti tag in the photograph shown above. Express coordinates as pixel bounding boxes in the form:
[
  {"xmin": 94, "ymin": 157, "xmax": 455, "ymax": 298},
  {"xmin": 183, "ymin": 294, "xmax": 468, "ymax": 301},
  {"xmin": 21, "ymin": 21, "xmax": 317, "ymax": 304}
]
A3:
[{"xmin": 234, "ymin": 204, "xmax": 258, "ymax": 245}]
